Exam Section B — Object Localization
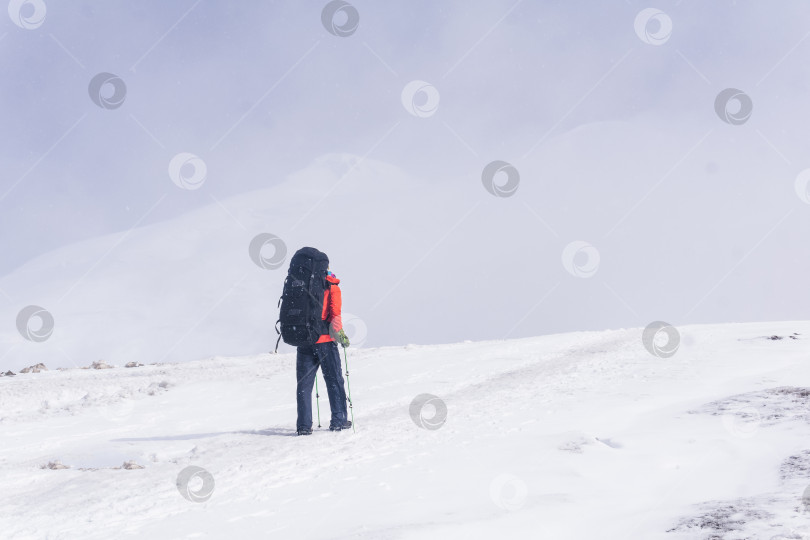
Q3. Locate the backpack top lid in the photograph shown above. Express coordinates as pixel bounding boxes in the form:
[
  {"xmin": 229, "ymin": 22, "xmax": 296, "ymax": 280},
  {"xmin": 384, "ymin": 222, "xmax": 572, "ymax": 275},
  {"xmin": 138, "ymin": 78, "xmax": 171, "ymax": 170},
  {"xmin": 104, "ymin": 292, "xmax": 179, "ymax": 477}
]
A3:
[{"xmin": 290, "ymin": 246, "xmax": 329, "ymax": 267}]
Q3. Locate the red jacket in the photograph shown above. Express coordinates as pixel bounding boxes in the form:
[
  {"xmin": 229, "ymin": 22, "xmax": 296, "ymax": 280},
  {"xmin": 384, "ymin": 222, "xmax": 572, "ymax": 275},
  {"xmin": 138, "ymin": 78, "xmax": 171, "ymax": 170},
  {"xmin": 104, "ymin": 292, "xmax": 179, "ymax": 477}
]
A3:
[{"xmin": 316, "ymin": 274, "xmax": 343, "ymax": 343}]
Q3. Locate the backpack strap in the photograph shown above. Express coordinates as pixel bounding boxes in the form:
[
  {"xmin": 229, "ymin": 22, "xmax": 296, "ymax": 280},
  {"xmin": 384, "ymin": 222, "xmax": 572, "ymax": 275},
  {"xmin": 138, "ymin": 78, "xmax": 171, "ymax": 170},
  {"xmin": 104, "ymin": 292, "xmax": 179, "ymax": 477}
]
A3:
[{"xmin": 273, "ymin": 320, "xmax": 281, "ymax": 353}]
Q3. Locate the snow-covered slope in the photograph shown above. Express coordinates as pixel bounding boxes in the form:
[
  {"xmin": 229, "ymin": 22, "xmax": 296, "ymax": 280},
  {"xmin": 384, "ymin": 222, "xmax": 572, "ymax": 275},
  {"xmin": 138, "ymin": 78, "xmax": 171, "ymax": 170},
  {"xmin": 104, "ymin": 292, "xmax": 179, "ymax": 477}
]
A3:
[{"xmin": 2, "ymin": 321, "xmax": 809, "ymax": 539}]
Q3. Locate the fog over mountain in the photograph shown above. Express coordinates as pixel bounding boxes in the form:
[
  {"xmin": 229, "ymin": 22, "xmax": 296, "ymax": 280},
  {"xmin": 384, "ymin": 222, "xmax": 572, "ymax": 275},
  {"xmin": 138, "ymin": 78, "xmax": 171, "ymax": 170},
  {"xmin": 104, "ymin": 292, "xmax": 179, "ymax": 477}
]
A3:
[{"xmin": 2, "ymin": 1, "xmax": 810, "ymax": 364}]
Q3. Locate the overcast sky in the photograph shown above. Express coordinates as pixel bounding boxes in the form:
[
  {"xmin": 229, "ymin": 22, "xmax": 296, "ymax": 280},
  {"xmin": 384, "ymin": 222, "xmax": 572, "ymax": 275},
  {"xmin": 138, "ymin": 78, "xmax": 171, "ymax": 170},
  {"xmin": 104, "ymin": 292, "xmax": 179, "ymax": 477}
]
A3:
[{"xmin": 2, "ymin": 1, "xmax": 810, "ymax": 357}]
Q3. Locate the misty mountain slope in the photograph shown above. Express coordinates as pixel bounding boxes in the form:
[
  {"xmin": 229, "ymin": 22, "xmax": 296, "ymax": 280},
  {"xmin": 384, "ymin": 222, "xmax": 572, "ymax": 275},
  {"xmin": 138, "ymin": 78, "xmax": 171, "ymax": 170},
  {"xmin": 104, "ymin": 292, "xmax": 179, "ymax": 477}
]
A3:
[
  {"xmin": 1, "ymin": 321, "xmax": 809, "ymax": 539},
  {"xmin": 6, "ymin": 149, "xmax": 622, "ymax": 371},
  {"xmin": 4, "ymin": 124, "xmax": 809, "ymax": 373},
  {"xmin": 0, "ymin": 154, "xmax": 487, "ymax": 370}
]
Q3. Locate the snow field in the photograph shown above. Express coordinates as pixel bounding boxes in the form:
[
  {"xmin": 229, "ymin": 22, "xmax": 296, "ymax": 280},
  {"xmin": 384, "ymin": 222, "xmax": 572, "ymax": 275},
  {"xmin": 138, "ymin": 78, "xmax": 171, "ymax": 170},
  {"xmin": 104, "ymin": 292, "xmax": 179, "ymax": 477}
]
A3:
[{"xmin": 1, "ymin": 322, "xmax": 809, "ymax": 539}]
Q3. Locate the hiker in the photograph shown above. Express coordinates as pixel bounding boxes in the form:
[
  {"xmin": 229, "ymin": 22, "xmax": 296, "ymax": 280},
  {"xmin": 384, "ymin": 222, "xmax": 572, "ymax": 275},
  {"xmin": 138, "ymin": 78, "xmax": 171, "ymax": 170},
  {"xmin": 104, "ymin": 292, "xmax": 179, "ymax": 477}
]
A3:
[
  {"xmin": 276, "ymin": 247, "xmax": 351, "ymax": 435},
  {"xmin": 296, "ymin": 267, "xmax": 351, "ymax": 434}
]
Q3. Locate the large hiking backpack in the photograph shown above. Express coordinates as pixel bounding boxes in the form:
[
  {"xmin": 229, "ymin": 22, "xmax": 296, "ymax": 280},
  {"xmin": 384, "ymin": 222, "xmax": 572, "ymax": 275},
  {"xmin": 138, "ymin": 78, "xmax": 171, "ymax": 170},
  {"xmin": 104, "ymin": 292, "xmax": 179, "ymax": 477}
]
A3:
[{"xmin": 275, "ymin": 247, "xmax": 331, "ymax": 352}]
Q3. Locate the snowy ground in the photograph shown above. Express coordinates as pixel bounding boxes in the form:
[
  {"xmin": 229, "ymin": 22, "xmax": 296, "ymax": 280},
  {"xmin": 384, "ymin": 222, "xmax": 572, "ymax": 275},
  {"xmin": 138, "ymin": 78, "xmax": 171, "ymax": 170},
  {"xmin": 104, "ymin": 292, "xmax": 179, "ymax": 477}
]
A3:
[{"xmin": 2, "ymin": 321, "xmax": 810, "ymax": 539}]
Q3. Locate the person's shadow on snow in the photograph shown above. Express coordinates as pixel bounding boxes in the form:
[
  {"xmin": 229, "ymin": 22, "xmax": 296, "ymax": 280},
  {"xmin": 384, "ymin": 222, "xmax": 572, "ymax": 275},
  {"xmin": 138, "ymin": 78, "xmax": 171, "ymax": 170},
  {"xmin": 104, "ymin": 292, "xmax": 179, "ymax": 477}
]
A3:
[{"xmin": 111, "ymin": 427, "xmax": 296, "ymax": 442}]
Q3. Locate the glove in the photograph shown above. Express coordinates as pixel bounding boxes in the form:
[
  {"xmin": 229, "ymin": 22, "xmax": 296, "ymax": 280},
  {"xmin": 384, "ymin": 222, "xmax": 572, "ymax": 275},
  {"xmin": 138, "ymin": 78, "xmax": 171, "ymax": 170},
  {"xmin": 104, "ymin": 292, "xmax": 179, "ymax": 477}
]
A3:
[{"xmin": 336, "ymin": 329, "xmax": 350, "ymax": 348}]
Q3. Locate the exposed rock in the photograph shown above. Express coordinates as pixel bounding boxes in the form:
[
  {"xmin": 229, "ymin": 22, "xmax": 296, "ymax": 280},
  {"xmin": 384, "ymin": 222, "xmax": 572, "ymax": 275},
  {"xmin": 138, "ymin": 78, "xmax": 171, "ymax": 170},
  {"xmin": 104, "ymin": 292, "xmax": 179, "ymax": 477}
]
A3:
[
  {"xmin": 90, "ymin": 360, "xmax": 113, "ymax": 370},
  {"xmin": 0, "ymin": 370, "xmax": 15, "ymax": 377},
  {"xmin": 42, "ymin": 460, "xmax": 69, "ymax": 470},
  {"xmin": 20, "ymin": 363, "xmax": 47, "ymax": 374},
  {"xmin": 125, "ymin": 362, "xmax": 144, "ymax": 368},
  {"xmin": 668, "ymin": 499, "xmax": 773, "ymax": 537},
  {"xmin": 690, "ymin": 387, "xmax": 810, "ymax": 426},
  {"xmin": 762, "ymin": 333, "xmax": 801, "ymax": 341},
  {"xmin": 121, "ymin": 461, "xmax": 144, "ymax": 470},
  {"xmin": 780, "ymin": 450, "xmax": 810, "ymax": 480}
]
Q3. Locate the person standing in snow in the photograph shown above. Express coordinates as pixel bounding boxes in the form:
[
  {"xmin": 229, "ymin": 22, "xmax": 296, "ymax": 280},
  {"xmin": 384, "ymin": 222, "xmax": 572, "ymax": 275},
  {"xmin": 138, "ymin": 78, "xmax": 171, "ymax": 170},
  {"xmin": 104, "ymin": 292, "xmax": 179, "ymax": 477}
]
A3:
[{"xmin": 295, "ymin": 268, "xmax": 351, "ymax": 435}]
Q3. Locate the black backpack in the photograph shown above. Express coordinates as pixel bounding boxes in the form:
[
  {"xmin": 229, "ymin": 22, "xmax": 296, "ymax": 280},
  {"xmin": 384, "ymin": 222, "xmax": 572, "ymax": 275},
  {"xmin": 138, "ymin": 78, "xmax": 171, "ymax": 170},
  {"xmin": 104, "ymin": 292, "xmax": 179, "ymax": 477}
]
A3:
[{"xmin": 274, "ymin": 247, "xmax": 331, "ymax": 352}]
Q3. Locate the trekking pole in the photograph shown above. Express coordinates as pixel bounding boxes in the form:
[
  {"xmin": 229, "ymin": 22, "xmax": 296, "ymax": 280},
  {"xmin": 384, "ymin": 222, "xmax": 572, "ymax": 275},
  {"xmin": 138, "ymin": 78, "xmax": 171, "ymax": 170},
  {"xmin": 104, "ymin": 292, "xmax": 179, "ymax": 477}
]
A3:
[
  {"xmin": 314, "ymin": 375, "xmax": 322, "ymax": 428},
  {"xmin": 342, "ymin": 346, "xmax": 355, "ymax": 433}
]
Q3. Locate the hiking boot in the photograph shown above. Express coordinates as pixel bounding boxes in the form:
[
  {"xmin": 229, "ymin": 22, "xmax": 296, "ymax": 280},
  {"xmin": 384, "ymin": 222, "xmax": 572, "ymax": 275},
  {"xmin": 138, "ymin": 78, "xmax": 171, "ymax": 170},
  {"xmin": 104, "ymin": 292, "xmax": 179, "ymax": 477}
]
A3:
[
  {"xmin": 296, "ymin": 428, "xmax": 312, "ymax": 436},
  {"xmin": 329, "ymin": 420, "xmax": 352, "ymax": 431}
]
